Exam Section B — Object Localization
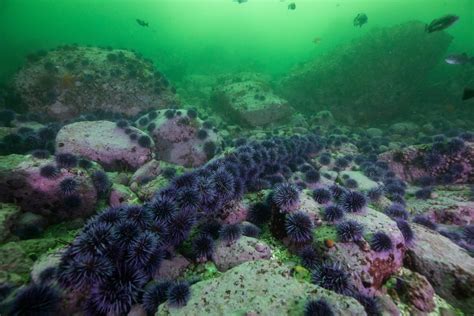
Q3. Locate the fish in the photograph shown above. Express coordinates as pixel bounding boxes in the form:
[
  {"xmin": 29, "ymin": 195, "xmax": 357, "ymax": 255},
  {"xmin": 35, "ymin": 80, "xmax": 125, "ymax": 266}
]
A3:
[
  {"xmin": 288, "ymin": 3, "xmax": 296, "ymax": 10},
  {"xmin": 234, "ymin": 0, "xmax": 248, "ymax": 3},
  {"xmin": 312, "ymin": 37, "xmax": 322, "ymax": 45},
  {"xmin": 136, "ymin": 19, "xmax": 149, "ymax": 27},
  {"xmin": 425, "ymin": 14, "xmax": 459, "ymax": 33},
  {"xmin": 353, "ymin": 13, "xmax": 368, "ymax": 27},
  {"xmin": 462, "ymin": 88, "xmax": 474, "ymax": 101},
  {"xmin": 445, "ymin": 53, "xmax": 474, "ymax": 65}
]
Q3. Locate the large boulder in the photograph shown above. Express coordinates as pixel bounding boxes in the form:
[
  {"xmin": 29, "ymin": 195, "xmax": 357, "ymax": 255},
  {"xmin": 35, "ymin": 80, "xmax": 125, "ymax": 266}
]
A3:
[
  {"xmin": 56, "ymin": 120, "xmax": 154, "ymax": 171},
  {"xmin": 156, "ymin": 260, "xmax": 366, "ymax": 315},
  {"xmin": 135, "ymin": 109, "xmax": 221, "ymax": 167},
  {"xmin": 319, "ymin": 208, "xmax": 406, "ymax": 296},
  {"xmin": 211, "ymin": 76, "xmax": 293, "ymax": 127},
  {"xmin": 379, "ymin": 142, "xmax": 474, "ymax": 184},
  {"xmin": 13, "ymin": 46, "xmax": 178, "ymax": 120},
  {"xmin": 279, "ymin": 21, "xmax": 452, "ymax": 124},
  {"xmin": 0, "ymin": 154, "xmax": 98, "ymax": 221},
  {"xmin": 405, "ymin": 223, "xmax": 474, "ymax": 313},
  {"xmin": 212, "ymin": 236, "xmax": 272, "ymax": 272}
]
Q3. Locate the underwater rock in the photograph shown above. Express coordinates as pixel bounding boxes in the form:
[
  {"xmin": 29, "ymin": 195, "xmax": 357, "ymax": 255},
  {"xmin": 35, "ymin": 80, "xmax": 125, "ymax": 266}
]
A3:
[
  {"xmin": 108, "ymin": 183, "xmax": 139, "ymax": 207},
  {"xmin": 396, "ymin": 268, "xmax": 436, "ymax": 313},
  {"xmin": 219, "ymin": 200, "xmax": 249, "ymax": 224},
  {"xmin": 12, "ymin": 46, "xmax": 178, "ymax": 120},
  {"xmin": 338, "ymin": 170, "xmax": 380, "ymax": 191},
  {"xmin": 157, "ymin": 260, "xmax": 366, "ymax": 315},
  {"xmin": 0, "ymin": 154, "xmax": 98, "ymax": 221},
  {"xmin": 56, "ymin": 120, "xmax": 154, "ymax": 171},
  {"xmin": 153, "ymin": 254, "xmax": 191, "ymax": 281},
  {"xmin": 0, "ymin": 203, "xmax": 20, "ymax": 242},
  {"xmin": 211, "ymin": 77, "xmax": 292, "ymax": 127},
  {"xmin": 13, "ymin": 212, "xmax": 47, "ymax": 239},
  {"xmin": 405, "ymin": 223, "xmax": 474, "ymax": 313},
  {"xmin": 0, "ymin": 242, "xmax": 34, "ymax": 285},
  {"xmin": 321, "ymin": 208, "xmax": 405, "ymax": 296},
  {"xmin": 407, "ymin": 186, "xmax": 474, "ymax": 226},
  {"xmin": 389, "ymin": 122, "xmax": 420, "ymax": 136},
  {"xmin": 135, "ymin": 109, "xmax": 221, "ymax": 167},
  {"xmin": 30, "ymin": 249, "xmax": 62, "ymax": 284},
  {"xmin": 129, "ymin": 159, "xmax": 161, "ymax": 184},
  {"xmin": 212, "ymin": 236, "xmax": 272, "ymax": 272},
  {"xmin": 379, "ymin": 142, "xmax": 474, "ymax": 184},
  {"xmin": 279, "ymin": 21, "xmax": 452, "ymax": 124}
]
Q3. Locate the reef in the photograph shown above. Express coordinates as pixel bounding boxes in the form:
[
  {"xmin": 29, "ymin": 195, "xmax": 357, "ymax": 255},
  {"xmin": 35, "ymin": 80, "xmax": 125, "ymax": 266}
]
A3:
[
  {"xmin": 0, "ymin": 43, "xmax": 473, "ymax": 316},
  {"xmin": 279, "ymin": 21, "xmax": 453, "ymax": 124},
  {"xmin": 12, "ymin": 45, "xmax": 179, "ymax": 120}
]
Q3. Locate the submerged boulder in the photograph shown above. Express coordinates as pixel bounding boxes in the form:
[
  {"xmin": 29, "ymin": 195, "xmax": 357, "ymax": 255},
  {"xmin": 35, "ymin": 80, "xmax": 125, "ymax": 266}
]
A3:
[
  {"xmin": 211, "ymin": 75, "xmax": 293, "ymax": 127},
  {"xmin": 156, "ymin": 260, "xmax": 366, "ymax": 315},
  {"xmin": 55, "ymin": 120, "xmax": 154, "ymax": 171},
  {"xmin": 135, "ymin": 109, "xmax": 221, "ymax": 167},
  {"xmin": 13, "ymin": 46, "xmax": 178, "ymax": 120},
  {"xmin": 279, "ymin": 21, "xmax": 452, "ymax": 124},
  {"xmin": 0, "ymin": 154, "xmax": 98, "ymax": 221},
  {"xmin": 405, "ymin": 223, "xmax": 474, "ymax": 313}
]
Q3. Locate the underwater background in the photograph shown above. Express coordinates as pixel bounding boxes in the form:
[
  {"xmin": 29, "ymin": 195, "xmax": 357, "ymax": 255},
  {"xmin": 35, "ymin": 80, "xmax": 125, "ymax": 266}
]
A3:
[{"xmin": 0, "ymin": 1, "xmax": 474, "ymax": 316}]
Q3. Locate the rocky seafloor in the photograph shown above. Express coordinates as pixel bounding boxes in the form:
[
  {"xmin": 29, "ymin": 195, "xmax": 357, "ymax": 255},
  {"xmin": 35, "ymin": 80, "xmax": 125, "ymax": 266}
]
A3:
[{"xmin": 0, "ymin": 44, "xmax": 473, "ymax": 316}]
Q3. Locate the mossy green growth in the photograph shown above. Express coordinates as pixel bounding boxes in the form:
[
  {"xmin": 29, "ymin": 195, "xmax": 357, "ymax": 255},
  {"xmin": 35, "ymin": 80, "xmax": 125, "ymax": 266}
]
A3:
[
  {"xmin": 0, "ymin": 237, "xmax": 63, "ymax": 284},
  {"xmin": 292, "ymin": 265, "xmax": 311, "ymax": 282},
  {"xmin": 259, "ymin": 228, "xmax": 299, "ymax": 263},
  {"xmin": 313, "ymin": 224, "xmax": 338, "ymax": 245},
  {"xmin": 0, "ymin": 154, "xmax": 27, "ymax": 171},
  {"xmin": 184, "ymin": 262, "xmax": 222, "ymax": 282}
]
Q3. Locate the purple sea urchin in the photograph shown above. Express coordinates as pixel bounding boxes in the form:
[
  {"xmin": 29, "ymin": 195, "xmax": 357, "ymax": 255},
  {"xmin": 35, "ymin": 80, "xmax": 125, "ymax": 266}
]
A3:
[
  {"xmin": 336, "ymin": 220, "xmax": 364, "ymax": 242},
  {"xmin": 312, "ymin": 261, "xmax": 352, "ymax": 295},
  {"xmin": 370, "ymin": 231, "xmax": 393, "ymax": 252},
  {"xmin": 304, "ymin": 299, "xmax": 334, "ymax": 316},
  {"xmin": 285, "ymin": 211, "xmax": 314, "ymax": 244},
  {"xmin": 272, "ymin": 183, "xmax": 300, "ymax": 212},
  {"xmin": 167, "ymin": 281, "xmax": 191, "ymax": 308},
  {"xmin": 340, "ymin": 190, "xmax": 366, "ymax": 213}
]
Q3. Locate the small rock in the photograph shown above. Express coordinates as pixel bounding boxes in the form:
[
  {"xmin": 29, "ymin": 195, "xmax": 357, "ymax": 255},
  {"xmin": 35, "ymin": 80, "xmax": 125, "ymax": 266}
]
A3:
[{"xmin": 154, "ymin": 254, "xmax": 190, "ymax": 280}]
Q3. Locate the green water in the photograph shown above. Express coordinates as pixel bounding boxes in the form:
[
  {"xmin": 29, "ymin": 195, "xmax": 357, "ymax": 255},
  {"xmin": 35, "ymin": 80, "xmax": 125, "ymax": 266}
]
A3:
[{"xmin": 1, "ymin": 0, "xmax": 473, "ymax": 83}]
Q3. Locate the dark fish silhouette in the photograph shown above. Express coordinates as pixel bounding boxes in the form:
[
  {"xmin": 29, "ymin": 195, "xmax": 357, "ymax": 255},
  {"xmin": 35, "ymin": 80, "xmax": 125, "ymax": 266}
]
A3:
[
  {"xmin": 353, "ymin": 13, "xmax": 368, "ymax": 27},
  {"xmin": 234, "ymin": 0, "xmax": 248, "ymax": 3},
  {"xmin": 463, "ymin": 88, "xmax": 474, "ymax": 101},
  {"xmin": 288, "ymin": 3, "xmax": 296, "ymax": 10},
  {"xmin": 425, "ymin": 14, "xmax": 459, "ymax": 33},
  {"xmin": 136, "ymin": 19, "xmax": 149, "ymax": 27}
]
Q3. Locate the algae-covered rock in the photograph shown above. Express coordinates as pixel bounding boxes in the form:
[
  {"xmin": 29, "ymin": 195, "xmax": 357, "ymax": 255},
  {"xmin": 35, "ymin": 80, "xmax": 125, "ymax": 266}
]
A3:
[
  {"xmin": 405, "ymin": 223, "xmax": 474, "ymax": 313},
  {"xmin": 339, "ymin": 170, "xmax": 380, "ymax": 191},
  {"xmin": 156, "ymin": 260, "xmax": 366, "ymax": 315},
  {"xmin": 211, "ymin": 77, "xmax": 292, "ymax": 127},
  {"xmin": 0, "ymin": 154, "xmax": 98, "ymax": 221},
  {"xmin": 56, "ymin": 120, "xmax": 154, "ymax": 171},
  {"xmin": 322, "ymin": 208, "xmax": 405, "ymax": 296},
  {"xmin": 0, "ymin": 238, "xmax": 63, "ymax": 285},
  {"xmin": 13, "ymin": 46, "xmax": 178, "ymax": 120},
  {"xmin": 212, "ymin": 236, "xmax": 272, "ymax": 272},
  {"xmin": 0, "ymin": 203, "xmax": 20, "ymax": 242},
  {"xmin": 135, "ymin": 109, "xmax": 222, "ymax": 167},
  {"xmin": 279, "ymin": 21, "xmax": 452, "ymax": 123}
]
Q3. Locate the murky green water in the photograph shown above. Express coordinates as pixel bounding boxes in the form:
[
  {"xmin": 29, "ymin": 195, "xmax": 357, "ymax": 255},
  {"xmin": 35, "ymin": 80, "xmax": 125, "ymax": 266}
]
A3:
[{"xmin": 1, "ymin": 0, "xmax": 473, "ymax": 83}]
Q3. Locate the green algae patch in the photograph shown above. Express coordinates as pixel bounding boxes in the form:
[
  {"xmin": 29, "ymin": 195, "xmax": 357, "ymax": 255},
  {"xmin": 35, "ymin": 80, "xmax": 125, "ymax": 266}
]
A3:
[
  {"xmin": 259, "ymin": 229, "xmax": 299, "ymax": 264},
  {"xmin": 0, "ymin": 237, "xmax": 64, "ymax": 284},
  {"xmin": 184, "ymin": 262, "xmax": 222, "ymax": 282},
  {"xmin": 0, "ymin": 154, "xmax": 28, "ymax": 171},
  {"xmin": 313, "ymin": 224, "xmax": 337, "ymax": 244}
]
